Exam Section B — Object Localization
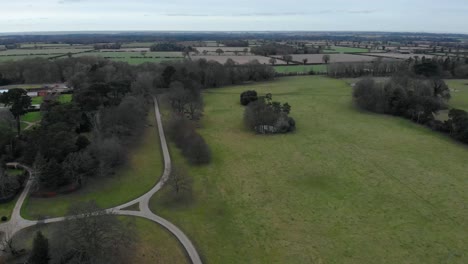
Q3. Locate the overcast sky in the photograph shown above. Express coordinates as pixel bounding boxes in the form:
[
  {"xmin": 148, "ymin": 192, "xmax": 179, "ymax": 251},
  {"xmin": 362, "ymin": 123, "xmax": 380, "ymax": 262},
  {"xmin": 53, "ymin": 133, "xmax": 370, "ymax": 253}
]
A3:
[{"xmin": 1, "ymin": 0, "xmax": 468, "ymax": 33}]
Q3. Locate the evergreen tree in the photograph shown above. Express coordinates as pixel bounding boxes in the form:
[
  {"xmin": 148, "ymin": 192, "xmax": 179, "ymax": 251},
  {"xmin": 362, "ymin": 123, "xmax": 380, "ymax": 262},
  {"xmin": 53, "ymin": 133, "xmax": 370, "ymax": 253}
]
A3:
[{"xmin": 29, "ymin": 231, "xmax": 50, "ymax": 264}]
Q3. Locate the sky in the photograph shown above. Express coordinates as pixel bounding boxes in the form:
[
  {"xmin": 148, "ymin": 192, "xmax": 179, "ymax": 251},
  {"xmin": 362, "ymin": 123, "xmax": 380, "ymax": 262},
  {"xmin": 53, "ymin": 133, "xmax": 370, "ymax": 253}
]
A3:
[{"xmin": 1, "ymin": 0, "xmax": 468, "ymax": 34}]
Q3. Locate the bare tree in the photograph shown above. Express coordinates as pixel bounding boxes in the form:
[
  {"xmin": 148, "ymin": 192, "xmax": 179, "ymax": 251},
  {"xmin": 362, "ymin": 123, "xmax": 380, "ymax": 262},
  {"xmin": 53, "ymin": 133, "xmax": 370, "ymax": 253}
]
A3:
[
  {"xmin": 52, "ymin": 201, "xmax": 136, "ymax": 264},
  {"xmin": 322, "ymin": 54, "xmax": 331, "ymax": 64}
]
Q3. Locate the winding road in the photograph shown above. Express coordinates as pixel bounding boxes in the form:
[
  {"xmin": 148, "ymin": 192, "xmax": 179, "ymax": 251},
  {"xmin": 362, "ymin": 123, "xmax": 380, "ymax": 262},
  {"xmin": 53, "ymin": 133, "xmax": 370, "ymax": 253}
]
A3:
[{"xmin": 0, "ymin": 96, "xmax": 202, "ymax": 264}]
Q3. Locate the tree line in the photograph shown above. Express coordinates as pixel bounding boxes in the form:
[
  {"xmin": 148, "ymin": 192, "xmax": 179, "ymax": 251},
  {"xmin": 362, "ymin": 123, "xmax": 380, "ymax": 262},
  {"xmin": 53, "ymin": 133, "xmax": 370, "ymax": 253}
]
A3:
[
  {"xmin": 0, "ymin": 56, "xmax": 275, "ymax": 193},
  {"xmin": 328, "ymin": 55, "xmax": 468, "ymax": 78},
  {"xmin": 352, "ymin": 72, "xmax": 468, "ymax": 145}
]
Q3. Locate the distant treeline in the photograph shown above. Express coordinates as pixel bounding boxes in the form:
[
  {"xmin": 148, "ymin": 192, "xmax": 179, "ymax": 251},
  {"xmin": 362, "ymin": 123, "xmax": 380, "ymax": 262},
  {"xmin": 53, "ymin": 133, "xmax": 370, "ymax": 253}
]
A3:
[
  {"xmin": 353, "ymin": 73, "xmax": 468, "ymax": 146},
  {"xmin": 328, "ymin": 56, "xmax": 468, "ymax": 78},
  {"xmin": 0, "ymin": 55, "xmax": 275, "ymax": 192},
  {"xmin": 0, "ymin": 31, "xmax": 465, "ymax": 45}
]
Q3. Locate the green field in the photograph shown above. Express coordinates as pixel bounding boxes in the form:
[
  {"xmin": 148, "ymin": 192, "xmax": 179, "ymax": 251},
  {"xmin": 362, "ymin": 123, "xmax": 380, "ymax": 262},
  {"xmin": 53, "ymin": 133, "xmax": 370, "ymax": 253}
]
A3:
[
  {"xmin": 8, "ymin": 217, "xmax": 187, "ymax": 264},
  {"xmin": 323, "ymin": 46, "xmax": 370, "ymax": 53},
  {"xmin": 22, "ymin": 109, "xmax": 163, "ymax": 219},
  {"xmin": 274, "ymin": 64, "xmax": 328, "ymax": 74},
  {"xmin": 21, "ymin": 111, "xmax": 41, "ymax": 123},
  {"xmin": 446, "ymin": 79, "xmax": 468, "ymax": 110},
  {"xmin": 75, "ymin": 51, "xmax": 184, "ymax": 64},
  {"xmin": 150, "ymin": 76, "xmax": 467, "ymax": 263}
]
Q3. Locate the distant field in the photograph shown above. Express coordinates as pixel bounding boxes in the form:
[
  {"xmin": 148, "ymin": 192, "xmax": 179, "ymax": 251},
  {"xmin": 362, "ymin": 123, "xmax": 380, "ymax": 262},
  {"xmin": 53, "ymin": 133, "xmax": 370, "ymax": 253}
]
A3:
[
  {"xmin": 150, "ymin": 76, "xmax": 467, "ymax": 263},
  {"xmin": 274, "ymin": 64, "xmax": 327, "ymax": 73},
  {"xmin": 274, "ymin": 53, "xmax": 380, "ymax": 64},
  {"xmin": 193, "ymin": 55, "xmax": 283, "ymax": 65},
  {"xmin": 121, "ymin": 42, "xmax": 156, "ymax": 48},
  {"xmin": 0, "ymin": 48, "xmax": 92, "ymax": 56},
  {"xmin": 324, "ymin": 46, "xmax": 370, "ymax": 53},
  {"xmin": 75, "ymin": 51, "xmax": 184, "ymax": 64},
  {"xmin": 194, "ymin": 47, "xmax": 250, "ymax": 53},
  {"xmin": 0, "ymin": 55, "xmax": 51, "ymax": 62}
]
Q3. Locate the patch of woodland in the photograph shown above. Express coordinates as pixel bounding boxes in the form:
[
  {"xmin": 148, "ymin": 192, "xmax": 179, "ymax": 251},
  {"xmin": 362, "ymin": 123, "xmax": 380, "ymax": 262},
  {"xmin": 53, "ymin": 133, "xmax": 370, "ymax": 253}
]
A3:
[
  {"xmin": 0, "ymin": 56, "xmax": 276, "ymax": 193},
  {"xmin": 242, "ymin": 92, "xmax": 295, "ymax": 134},
  {"xmin": 328, "ymin": 56, "xmax": 468, "ymax": 78},
  {"xmin": 353, "ymin": 72, "xmax": 468, "ymax": 145}
]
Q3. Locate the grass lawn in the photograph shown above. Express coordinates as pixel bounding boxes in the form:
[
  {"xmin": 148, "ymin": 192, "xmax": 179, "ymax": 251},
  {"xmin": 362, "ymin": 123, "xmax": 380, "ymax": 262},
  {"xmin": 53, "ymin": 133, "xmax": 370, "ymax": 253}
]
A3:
[
  {"xmin": 8, "ymin": 217, "xmax": 187, "ymax": 264},
  {"xmin": 150, "ymin": 76, "xmax": 467, "ymax": 263},
  {"xmin": 0, "ymin": 199, "xmax": 17, "ymax": 219},
  {"xmin": 21, "ymin": 108, "xmax": 163, "ymax": 219},
  {"xmin": 21, "ymin": 112, "xmax": 41, "ymax": 123},
  {"xmin": 446, "ymin": 79, "xmax": 468, "ymax": 110},
  {"xmin": 274, "ymin": 64, "xmax": 328, "ymax": 74},
  {"xmin": 31, "ymin": 96, "xmax": 43, "ymax": 105}
]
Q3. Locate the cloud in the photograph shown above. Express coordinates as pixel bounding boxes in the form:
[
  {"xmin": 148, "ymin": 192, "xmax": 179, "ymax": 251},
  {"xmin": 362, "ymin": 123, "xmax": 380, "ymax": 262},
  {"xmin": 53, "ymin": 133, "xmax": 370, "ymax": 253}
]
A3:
[
  {"xmin": 58, "ymin": 0, "xmax": 85, "ymax": 4},
  {"xmin": 345, "ymin": 9, "xmax": 378, "ymax": 14}
]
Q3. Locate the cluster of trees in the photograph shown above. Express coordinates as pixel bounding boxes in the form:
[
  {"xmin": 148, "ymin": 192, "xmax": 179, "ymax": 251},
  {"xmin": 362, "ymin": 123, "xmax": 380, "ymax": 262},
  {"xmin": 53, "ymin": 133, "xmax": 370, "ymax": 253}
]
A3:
[
  {"xmin": 162, "ymin": 66, "xmax": 213, "ymax": 166},
  {"xmin": 240, "ymin": 90, "xmax": 258, "ymax": 105},
  {"xmin": 353, "ymin": 74, "xmax": 450, "ymax": 122},
  {"xmin": 353, "ymin": 73, "xmax": 468, "ymax": 145},
  {"xmin": 93, "ymin": 43, "xmax": 122, "ymax": 50},
  {"xmin": 328, "ymin": 55, "xmax": 468, "ymax": 78},
  {"xmin": 222, "ymin": 40, "xmax": 249, "ymax": 47},
  {"xmin": 251, "ymin": 43, "xmax": 321, "ymax": 56},
  {"xmin": 150, "ymin": 42, "xmax": 193, "ymax": 52},
  {"xmin": 157, "ymin": 59, "xmax": 275, "ymax": 88},
  {"xmin": 243, "ymin": 92, "xmax": 295, "ymax": 134},
  {"xmin": 0, "ymin": 54, "xmax": 275, "ymax": 192},
  {"xmin": 250, "ymin": 43, "xmax": 296, "ymax": 56},
  {"xmin": 0, "ymin": 162, "xmax": 25, "ymax": 201}
]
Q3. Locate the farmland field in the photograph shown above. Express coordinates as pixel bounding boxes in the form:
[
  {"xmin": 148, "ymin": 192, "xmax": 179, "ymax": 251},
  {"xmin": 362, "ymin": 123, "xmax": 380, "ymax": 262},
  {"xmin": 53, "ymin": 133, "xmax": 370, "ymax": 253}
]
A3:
[
  {"xmin": 194, "ymin": 47, "xmax": 250, "ymax": 53},
  {"xmin": 150, "ymin": 76, "xmax": 468, "ymax": 263},
  {"xmin": 274, "ymin": 64, "xmax": 327, "ymax": 73},
  {"xmin": 323, "ymin": 46, "xmax": 370, "ymax": 53},
  {"xmin": 273, "ymin": 53, "xmax": 380, "ymax": 64},
  {"xmin": 193, "ymin": 55, "xmax": 283, "ymax": 65}
]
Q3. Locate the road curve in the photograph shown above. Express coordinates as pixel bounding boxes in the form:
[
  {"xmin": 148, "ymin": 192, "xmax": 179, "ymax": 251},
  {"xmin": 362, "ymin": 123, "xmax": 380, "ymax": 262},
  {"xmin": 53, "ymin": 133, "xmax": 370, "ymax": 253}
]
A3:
[{"xmin": 0, "ymin": 96, "xmax": 202, "ymax": 264}]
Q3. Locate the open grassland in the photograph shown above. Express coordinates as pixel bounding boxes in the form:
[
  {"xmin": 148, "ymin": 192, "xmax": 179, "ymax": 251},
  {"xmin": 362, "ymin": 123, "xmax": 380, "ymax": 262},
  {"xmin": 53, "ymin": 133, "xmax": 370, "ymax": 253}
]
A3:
[
  {"xmin": 150, "ymin": 76, "xmax": 467, "ymax": 263},
  {"xmin": 274, "ymin": 64, "xmax": 327, "ymax": 74},
  {"xmin": 9, "ymin": 217, "xmax": 188, "ymax": 264},
  {"xmin": 446, "ymin": 79, "xmax": 468, "ymax": 110},
  {"xmin": 0, "ymin": 55, "xmax": 51, "ymax": 62},
  {"xmin": 324, "ymin": 46, "xmax": 370, "ymax": 53},
  {"xmin": 193, "ymin": 55, "xmax": 284, "ymax": 65},
  {"xmin": 22, "ymin": 109, "xmax": 163, "ymax": 219}
]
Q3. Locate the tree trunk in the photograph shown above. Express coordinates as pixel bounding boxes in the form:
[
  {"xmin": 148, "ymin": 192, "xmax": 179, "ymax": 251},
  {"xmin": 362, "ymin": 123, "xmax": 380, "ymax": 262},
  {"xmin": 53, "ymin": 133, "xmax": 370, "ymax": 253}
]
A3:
[{"xmin": 15, "ymin": 115, "xmax": 20, "ymax": 136}]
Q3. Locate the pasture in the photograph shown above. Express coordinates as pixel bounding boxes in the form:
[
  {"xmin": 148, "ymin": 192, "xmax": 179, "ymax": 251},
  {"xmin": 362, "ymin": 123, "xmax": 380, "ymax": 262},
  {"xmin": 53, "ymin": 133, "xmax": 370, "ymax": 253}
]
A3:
[
  {"xmin": 274, "ymin": 64, "xmax": 327, "ymax": 73},
  {"xmin": 150, "ymin": 76, "xmax": 468, "ymax": 263},
  {"xmin": 193, "ymin": 55, "xmax": 283, "ymax": 65},
  {"xmin": 323, "ymin": 46, "xmax": 370, "ymax": 53}
]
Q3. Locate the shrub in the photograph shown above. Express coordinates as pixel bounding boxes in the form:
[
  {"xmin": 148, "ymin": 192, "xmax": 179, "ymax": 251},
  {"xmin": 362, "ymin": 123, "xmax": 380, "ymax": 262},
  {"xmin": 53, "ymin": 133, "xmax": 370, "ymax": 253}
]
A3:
[
  {"xmin": 1, "ymin": 216, "xmax": 7, "ymax": 221},
  {"xmin": 240, "ymin": 90, "xmax": 258, "ymax": 106}
]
